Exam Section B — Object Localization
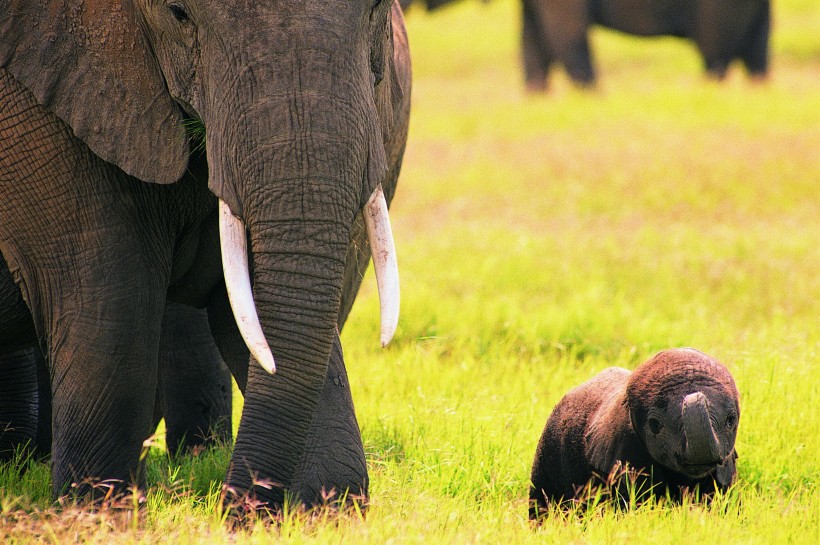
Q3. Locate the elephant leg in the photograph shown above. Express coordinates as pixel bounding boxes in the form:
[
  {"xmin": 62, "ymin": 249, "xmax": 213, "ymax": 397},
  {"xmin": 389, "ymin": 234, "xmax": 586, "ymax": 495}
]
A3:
[
  {"xmin": 207, "ymin": 283, "xmax": 250, "ymax": 393},
  {"xmin": 521, "ymin": 0, "xmax": 553, "ymax": 92},
  {"xmin": 0, "ymin": 65, "xmax": 175, "ymax": 498},
  {"xmin": 531, "ymin": 1, "xmax": 596, "ymax": 86},
  {"xmin": 44, "ymin": 281, "xmax": 165, "ymax": 498},
  {"xmin": 291, "ymin": 331, "xmax": 367, "ymax": 506},
  {"xmin": 737, "ymin": 8, "xmax": 770, "ymax": 78},
  {"xmin": 702, "ymin": 57, "xmax": 729, "ymax": 80},
  {"xmin": 557, "ymin": 35, "xmax": 595, "ymax": 86},
  {"xmin": 0, "ymin": 254, "xmax": 51, "ymax": 461},
  {"xmin": 0, "ymin": 347, "xmax": 42, "ymax": 461},
  {"xmin": 694, "ymin": 3, "xmax": 734, "ymax": 81},
  {"xmin": 209, "ymin": 300, "xmax": 368, "ymax": 508},
  {"xmin": 31, "ymin": 345, "xmax": 51, "ymax": 458},
  {"xmin": 156, "ymin": 301, "xmax": 233, "ymax": 456}
]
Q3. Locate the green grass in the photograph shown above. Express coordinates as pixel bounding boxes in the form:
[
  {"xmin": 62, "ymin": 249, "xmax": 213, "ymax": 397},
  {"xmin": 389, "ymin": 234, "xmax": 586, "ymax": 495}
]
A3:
[{"xmin": 2, "ymin": 0, "xmax": 819, "ymax": 542}]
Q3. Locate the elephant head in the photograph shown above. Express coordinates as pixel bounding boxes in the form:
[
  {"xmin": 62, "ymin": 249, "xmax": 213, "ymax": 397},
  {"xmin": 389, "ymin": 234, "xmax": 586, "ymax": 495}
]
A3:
[
  {"xmin": 626, "ymin": 348, "xmax": 740, "ymax": 479},
  {"xmin": 1, "ymin": 0, "xmax": 408, "ymax": 506}
]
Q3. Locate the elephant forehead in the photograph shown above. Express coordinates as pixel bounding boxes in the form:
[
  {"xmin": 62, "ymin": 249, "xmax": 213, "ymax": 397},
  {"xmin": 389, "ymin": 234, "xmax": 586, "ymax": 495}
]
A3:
[{"xmin": 627, "ymin": 349, "xmax": 737, "ymax": 401}]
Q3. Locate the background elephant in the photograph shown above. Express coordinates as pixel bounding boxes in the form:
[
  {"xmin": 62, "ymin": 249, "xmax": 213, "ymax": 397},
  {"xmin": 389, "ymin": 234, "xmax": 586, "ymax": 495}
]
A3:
[
  {"xmin": 0, "ymin": 0, "xmax": 411, "ymax": 511},
  {"xmin": 522, "ymin": 0, "xmax": 771, "ymax": 89},
  {"xmin": 529, "ymin": 348, "xmax": 739, "ymax": 517}
]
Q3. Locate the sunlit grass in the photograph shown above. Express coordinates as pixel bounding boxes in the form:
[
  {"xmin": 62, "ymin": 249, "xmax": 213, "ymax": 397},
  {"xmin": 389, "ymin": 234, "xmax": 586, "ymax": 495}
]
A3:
[{"xmin": 1, "ymin": 0, "xmax": 818, "ymax": 542}]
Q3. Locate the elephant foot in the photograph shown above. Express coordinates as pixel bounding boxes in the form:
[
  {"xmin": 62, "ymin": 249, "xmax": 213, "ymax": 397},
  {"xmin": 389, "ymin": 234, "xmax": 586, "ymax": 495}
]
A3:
[
  {"xmin": 525, "ymin": 79, "xmax": 549, "ymax": 94},
  {"xmin": 568, "ymin": 74, "xmax": 597, "ymax": 90},
  {"xmin": 221, "ymin": 486, "xmax": 367, "ymax": 526},
  {"xmin": 747, "ymin": 72, "xmax": 769, "ymax": 84},
  {"xmin": 705, "ymin": 63, "xmax": 729, "ymax": 81},
  {"xmin": 57, "ymin": 477, "xmax": 147, "ymax": 514}
]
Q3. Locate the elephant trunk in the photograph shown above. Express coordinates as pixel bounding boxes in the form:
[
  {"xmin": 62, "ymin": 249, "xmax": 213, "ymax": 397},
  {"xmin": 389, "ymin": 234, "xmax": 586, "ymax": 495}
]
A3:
[
  {"xmin": 224, "ymin": 202, "xmax": 350, "ymax": 504},
  {"xmin": 211, "ymin": 86, "xmax": 397, "ymax": 505},
  {"xmin": 681, "ymin": 392, "xmax": 722, "ymax": 466},
  {"xmin": 218, "ymin": 186, "xmax": 398, "ymax": 373}
]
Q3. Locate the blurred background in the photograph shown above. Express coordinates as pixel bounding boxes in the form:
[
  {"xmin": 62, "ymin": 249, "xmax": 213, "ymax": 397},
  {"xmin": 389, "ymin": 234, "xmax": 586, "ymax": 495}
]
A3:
[
  {"xmin": 338, "ymin": 0, "xmax": 819, "ymax": 534},
  {"xmin": 5, "ymin": 0, "xmax": 817, "ymax": 541}
]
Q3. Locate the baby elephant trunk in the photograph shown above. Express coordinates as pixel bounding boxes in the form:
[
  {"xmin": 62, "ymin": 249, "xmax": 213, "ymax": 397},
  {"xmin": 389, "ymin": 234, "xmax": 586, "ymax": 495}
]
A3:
[{"xmin": 681, "ymin": 392, "xmax": 722, "ymax": 465}]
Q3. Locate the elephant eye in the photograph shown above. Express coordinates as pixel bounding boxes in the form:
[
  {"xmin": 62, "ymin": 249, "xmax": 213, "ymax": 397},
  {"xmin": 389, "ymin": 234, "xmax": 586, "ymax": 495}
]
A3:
[
  {"xmin": 648, "ymin": 417, "xmax": 664, "ymax": 435},
  {"xmin": 168, "ymin": 2, "xmax": 190, "ymax": 23},
  {"xmin": 726, "ymin": 413, "xmax": 737, "ymax": 429}
]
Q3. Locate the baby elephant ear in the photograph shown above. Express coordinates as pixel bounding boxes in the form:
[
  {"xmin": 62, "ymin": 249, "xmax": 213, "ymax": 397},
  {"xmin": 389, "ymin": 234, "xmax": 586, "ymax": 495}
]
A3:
[{"xmin": 0, "ymin": 1, "xmax": 188, "ymax": 184}]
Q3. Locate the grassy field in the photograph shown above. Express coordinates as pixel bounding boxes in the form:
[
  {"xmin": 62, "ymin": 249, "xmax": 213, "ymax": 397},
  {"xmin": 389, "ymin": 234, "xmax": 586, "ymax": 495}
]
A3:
[{"xmin": 2, "ymin": 0, "xmax": 819, "ymax": 542}]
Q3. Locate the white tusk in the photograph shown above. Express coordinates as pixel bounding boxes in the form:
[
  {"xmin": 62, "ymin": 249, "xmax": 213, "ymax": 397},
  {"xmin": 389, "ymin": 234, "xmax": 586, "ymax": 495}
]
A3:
[
  {"xmin": 363, "ymin": 185, "xmax": 400, "ymax": 347},
  {"xmin": 218, "ymin": 200, "xmax": 276, "ymax": 374}
]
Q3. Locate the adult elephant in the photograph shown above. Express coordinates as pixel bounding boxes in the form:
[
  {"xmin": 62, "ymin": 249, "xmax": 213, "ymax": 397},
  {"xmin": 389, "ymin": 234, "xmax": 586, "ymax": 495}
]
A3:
[
  {"xmin": 0, "ymin": 0, "xmax": 411, "ymax": 512},
  {"xmin": 521, "ymin": 0, "xmax": 771, "ymax": 90}
]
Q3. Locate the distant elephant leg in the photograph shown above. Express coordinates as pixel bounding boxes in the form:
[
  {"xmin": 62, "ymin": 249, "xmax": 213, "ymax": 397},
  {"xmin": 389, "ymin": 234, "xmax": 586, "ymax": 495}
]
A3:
[
  {"xmin": 291, "ymin": 331, "xmax": 367, "ymax": 506},
  {"xmin": 156, "ymin": 301, "xmax": 233, "ymax": 456},
  {"xmin": 521, "ymin": 0, "xmax": 553, "ymax": 92},
  {"xmin": 737, "ymin": 8, "xmax": 770, "ymax": 78},
  {"xmin": 532, "ymin": 1, "xmax": 595, "ymax": 86},
  {"xmin": 695, "ymin": 3, "xmax": 733, "ymax": 81},
  {"xmin": 556, "ymin": 35, "xmax": 595, "ymax": 86},
  {"xmin": 702, "ymin": 58, "xmax": 729, "ymax": 80}
]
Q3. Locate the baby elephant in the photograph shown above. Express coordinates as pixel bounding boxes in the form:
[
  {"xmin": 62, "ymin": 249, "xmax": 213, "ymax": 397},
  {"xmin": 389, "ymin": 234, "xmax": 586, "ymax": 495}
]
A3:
[{"xmin": 529, "ymin": 348, "xmax": 739, "ymax": 518}]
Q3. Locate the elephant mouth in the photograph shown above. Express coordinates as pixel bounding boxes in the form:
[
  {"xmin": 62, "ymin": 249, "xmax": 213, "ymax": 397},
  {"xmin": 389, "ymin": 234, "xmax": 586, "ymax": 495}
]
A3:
[
  {"xmin": 674, "ymin": 454, "xmax": 721, "ymax": 478},
  {"xmin": 683, "ymin": 463, "xmax": 718, "ymax": 477},
  {"xmin": 218, "ymin": 184, "xmax": 400, "ymax": 373}
]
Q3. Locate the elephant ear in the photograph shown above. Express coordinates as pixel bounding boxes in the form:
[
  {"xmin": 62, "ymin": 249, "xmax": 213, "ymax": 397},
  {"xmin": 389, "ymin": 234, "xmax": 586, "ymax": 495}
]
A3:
[
  {"xmin": 586, "ymin": 391, "xmax": 623, "ymax": 472},
  {"xmin": 371, "ymin": 1, "xmax": 409, "ymax": 149},
  {"xmin": 0, "ymin": 0, "xmax": 188, "ymax": 184}
]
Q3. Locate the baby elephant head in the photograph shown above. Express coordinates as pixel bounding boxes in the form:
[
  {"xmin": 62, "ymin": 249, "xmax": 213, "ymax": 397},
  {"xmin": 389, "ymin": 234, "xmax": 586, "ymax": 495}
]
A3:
[{"xmin": 627, "ymin": 348, "xmax": 740, "ymax": 479}]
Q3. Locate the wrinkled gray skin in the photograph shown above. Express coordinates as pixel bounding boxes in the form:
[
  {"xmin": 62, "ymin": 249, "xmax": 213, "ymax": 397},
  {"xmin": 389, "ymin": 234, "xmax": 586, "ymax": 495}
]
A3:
[
  {"xmin": 0, "ymin": 296, "xmax": 232, "ymax": 462},
  {"xmin": 0, "ymin": 249, "xmax": 232, "ymax": 462},
  {"xmin": 530, "ymin": 348, "xmax": 739, "ymax": 518},
  {"xmin": 0, "ymin": 0, "xmax": 411, "ymax": 510},
  {"xmin": 521, "ymin": 0, "xmax": 771, "ymax": 90}
]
